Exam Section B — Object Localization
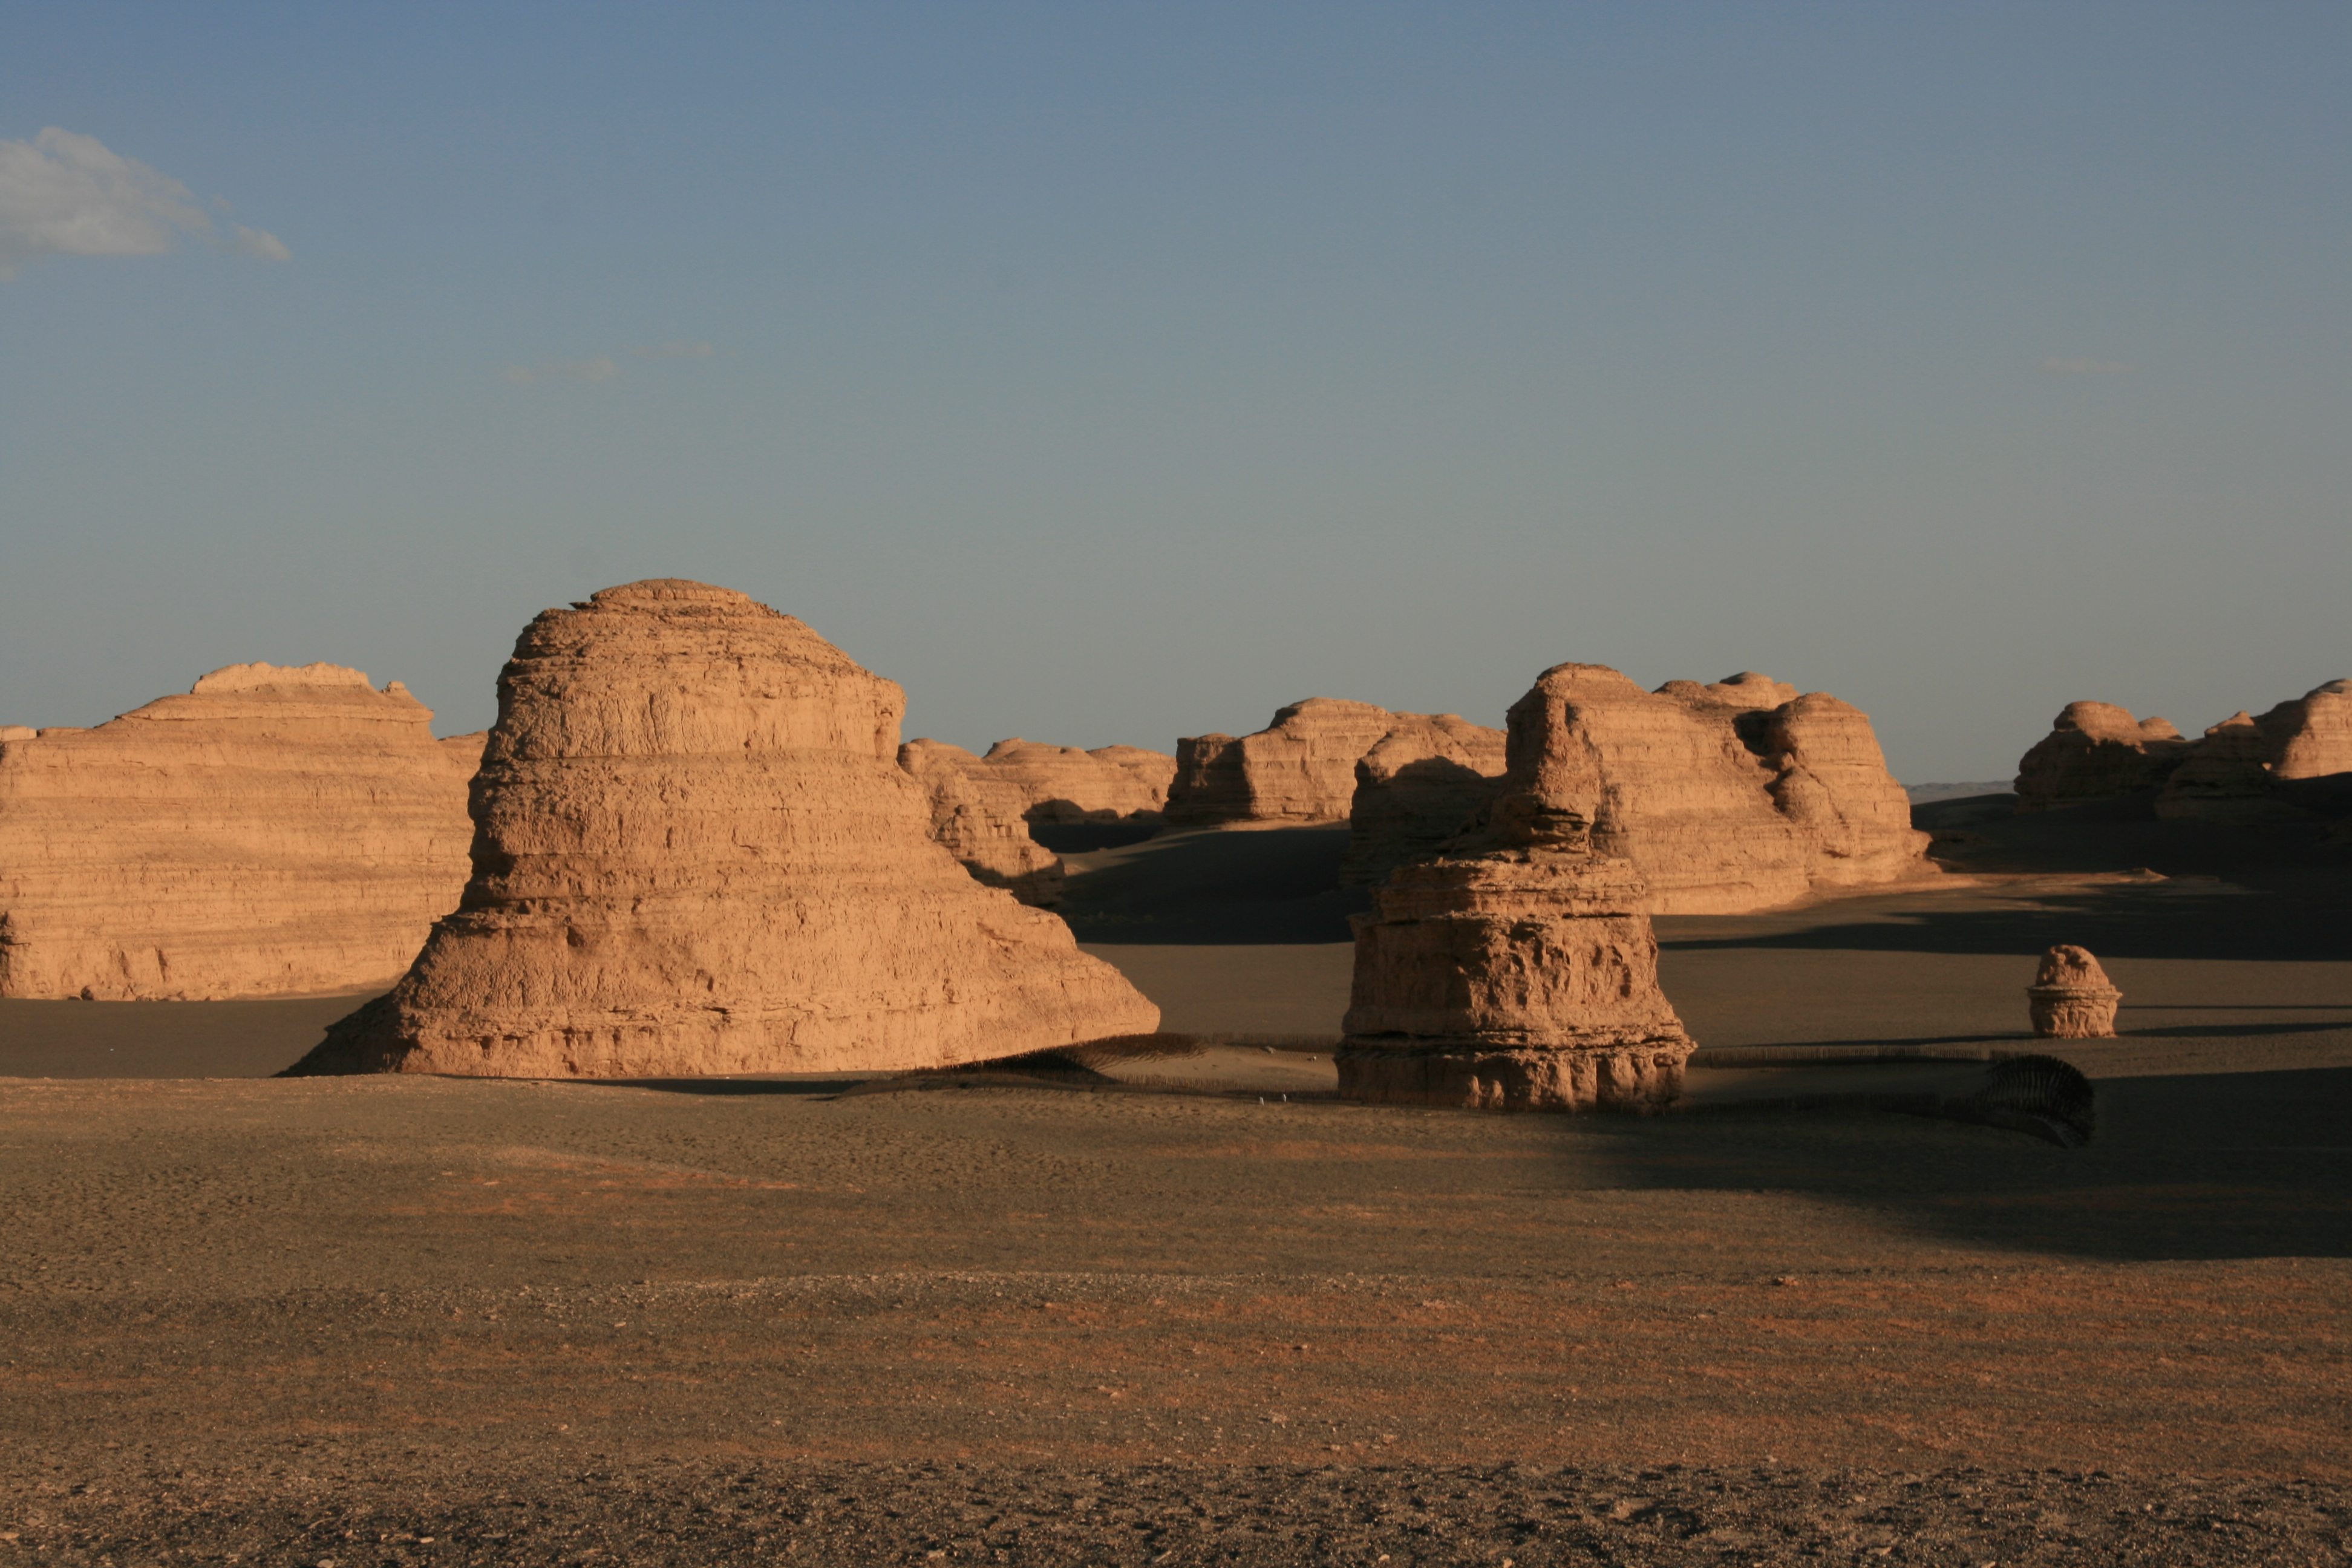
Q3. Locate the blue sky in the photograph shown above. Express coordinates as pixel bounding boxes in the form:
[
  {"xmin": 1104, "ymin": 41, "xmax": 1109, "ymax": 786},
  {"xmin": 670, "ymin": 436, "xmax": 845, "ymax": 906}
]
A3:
[{"xmin": 3, "ymin": 3, "xmax": 2346, "ymax": 781}]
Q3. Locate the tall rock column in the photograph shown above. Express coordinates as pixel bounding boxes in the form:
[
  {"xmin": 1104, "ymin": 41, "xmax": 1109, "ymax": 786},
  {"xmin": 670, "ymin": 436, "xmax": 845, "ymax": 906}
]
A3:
[
  {"xmin": 288, "ymin": 580, "xmax": 1157, "ymax": 1078},
  {"xmin": 1336, "ymin": 668, "xmax": 1695, "ymax": 1112}
]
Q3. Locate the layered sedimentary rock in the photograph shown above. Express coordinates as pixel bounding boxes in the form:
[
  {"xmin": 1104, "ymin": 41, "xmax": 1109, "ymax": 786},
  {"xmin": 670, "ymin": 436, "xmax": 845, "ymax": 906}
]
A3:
[
  {"xmin": 287, "ymin": 580, "xmax": 1157, "ymax": 1079},
  {"xmin": 1757, "ymin": 693, "xmax": 1938, "ymax": 890},
  {"xmin": 0, "ymin": 664, "xmax": 480, "ymax": 1000},
  {"xmin": 2269, "ymin": 679, "xmax": 2352, "ymax": 780},
  {"xmin": 1167, "ymin": 699, "xmax": 1402, "ymax": 826},
  {"xmin": 2013, "ymin": 702, "xmax": 2193, "ymax": 811},
  {"xmin": 897, "ymin": 739, "xmax": 1066, "ymax": 906},
  {"xmin": 1338, "ymin": 715, "xmax": 1508, "ymax": 886},
  {"xmin": 1336, "ymin": 673, "xmax": 1695, "ymax": 1113},
  {"xmin": 966, "ymin": 738, "xmax": 1174, "ymax": 823},
  {"xmin": 2027, "ymin": 946, "xmax": 2122, "ymax": 1039},
  {"xmin": 2155, "ymin": 712, "xmax": 2287, "ymax": 824}
]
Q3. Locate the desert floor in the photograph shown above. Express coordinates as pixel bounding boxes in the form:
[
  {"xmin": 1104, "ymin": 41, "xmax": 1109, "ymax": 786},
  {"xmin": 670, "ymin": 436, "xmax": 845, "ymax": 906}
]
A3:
[{"xmin": 1, "ymin": 795, "xmax": 2347, "ymax": 1565}]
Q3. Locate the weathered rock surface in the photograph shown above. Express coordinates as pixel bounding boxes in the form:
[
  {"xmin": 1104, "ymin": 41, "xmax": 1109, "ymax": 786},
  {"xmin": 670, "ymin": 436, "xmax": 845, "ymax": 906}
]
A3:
[
  {"xmin": 2014, "ymin": 702, "xmax": 2193, "ymax": 811},
  {"xmin": 287, "ymin": 580, "xmax": 1157, "ymax": 1078},
  {"xmin": 1168, "ymin": 699, "xmax": 1402, "ymax": 826},
  {"xmin": 973, "ymin": 739, "xmax": 1175, "ymax": 823},
  {"xmin": 1337, "ymin": 670, "xmax": 1695, "ymax": 1112},
  {"xmin": 0, "ymin": 664, "xmax": 480, "ymax": 1000},
  {"xmin": 1339, "ymin": 715, "xmax": 1509, "ymax": 887},
  {"xmin": 2269, "ymin": 679, "xmax": 2352, "ymax": 780},
  {"xmin": 1332, "ymin": 668, "xmax": 1932, "ymax": 910},
  {"xmin": 897, "ymin": 739, "xmax": 1066, "ymax": 906},
  {"xmin": 2028, "ymin": 946, "xmax": 2122, "ymax": 1039}
]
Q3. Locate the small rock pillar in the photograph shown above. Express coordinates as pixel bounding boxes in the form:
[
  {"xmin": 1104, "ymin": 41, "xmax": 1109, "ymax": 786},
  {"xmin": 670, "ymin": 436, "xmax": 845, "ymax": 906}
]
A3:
[{"xmin": 2027, "ymin": 945, "xmax": 2122, "ymax": 1039}]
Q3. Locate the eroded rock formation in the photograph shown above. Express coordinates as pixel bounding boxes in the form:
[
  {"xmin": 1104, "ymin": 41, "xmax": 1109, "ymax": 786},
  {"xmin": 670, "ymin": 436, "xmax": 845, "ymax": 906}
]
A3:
[
  {"xmin": 1167, "ymin": 699, "xmax": 1402, "ymax": 826},
  {"xmin": 2027, "ymin": 946, "xmax": 2122, "ymax": 1039},
  {"xmin": 1339, "ymin": 714, "xmax": 1508, "ymax": 887},
  {"xmin": 287, "ymin": 580, "xmax": 1157, "ymax": 1078},
  {"xmin": 2016, "ymin": 680, "xmax": 2352, "ymax": 825},
  {"xmin": 2014, "ymin": 702, "xmax": 2193, "ymax": 811},
  {"xmin": 1336, "ymin": 671, "xmax": 1695, "ymax": 1113},
  {"xmin": 972, "ymin": 739, "xmax": 1174, "ymax": 823},
  {"xmin": 897, "ymin": 739, "xmax": 1066, "ymax": 906},
  {"xmin": 0, "ymin": 664, "xmax": 480, "ymax": 999}
]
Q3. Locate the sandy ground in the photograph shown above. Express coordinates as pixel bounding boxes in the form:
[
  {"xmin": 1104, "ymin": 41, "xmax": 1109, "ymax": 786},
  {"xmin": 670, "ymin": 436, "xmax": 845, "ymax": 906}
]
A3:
[{"xmin": 1, "ymin": 797, "xmax": 2347, "ymax": 1563}]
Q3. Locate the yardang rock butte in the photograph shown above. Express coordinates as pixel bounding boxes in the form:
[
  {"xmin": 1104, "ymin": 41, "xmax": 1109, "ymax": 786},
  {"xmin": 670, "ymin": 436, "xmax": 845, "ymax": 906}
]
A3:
[{"xmin": 287, "ymin": 580, "xmax": 1156, "ymax": 1078}]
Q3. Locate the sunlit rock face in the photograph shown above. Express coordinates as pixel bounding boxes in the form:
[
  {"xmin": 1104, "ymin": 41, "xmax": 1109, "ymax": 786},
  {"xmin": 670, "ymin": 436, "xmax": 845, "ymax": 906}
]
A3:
[
  {"xmin": 2014, "ymin": 701, "xmax": 2194, "ymax": 812},
  {"xmin": 1167, "ymin": 698, "xmax": 1403, "ymax": 826},
  {"xmin": 2028, "ymin": 945, "xmax": 2122, "ymax": 1039},
  {"xmin": 0, "ymin": 663, "xmax": 480, "ymax": 1000},
  {"xmin": 287, "ymin": 580, "xmax": 1157, "ymax": 1078},
  {"xmin": 1336, "ymin": 665, "xmax": 1695, "ymax": 1114}
]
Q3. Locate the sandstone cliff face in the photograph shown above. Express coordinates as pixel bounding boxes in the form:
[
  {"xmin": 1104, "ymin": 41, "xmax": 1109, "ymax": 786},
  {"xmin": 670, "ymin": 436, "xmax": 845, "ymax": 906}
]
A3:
[
  {"xmin": 2013, "ymin": 702, "xmax": 2192, "ymax": 811},
  {"xmin": 1167, "ymin": 699, "xmax": 1402, "ymax": 826},
  {"xmin": 287, "ymin": 580, "xmax": 1156, "ymax": 1078},
  {"xmin": 897, "ymin": 738, "xmax": 1066, "ymax": 906},
  {"xmin": 1338, "ymin": 673, "xmax": 1694, "ymax": 1114},
  {"xmin": 2269, "ymin": 679, "xmax": 2352, "ymax": 780},
  {"xmin": 0, "ymin": 664, "xmax": 479, "ymax": 1000},
  {"xmin": 1757, "ymin": 693, "xmax": 1935, "ymax": 889},
  {"xmin": 1338, "ymin": 715, "xmax": 1508, "ymax": 887}
]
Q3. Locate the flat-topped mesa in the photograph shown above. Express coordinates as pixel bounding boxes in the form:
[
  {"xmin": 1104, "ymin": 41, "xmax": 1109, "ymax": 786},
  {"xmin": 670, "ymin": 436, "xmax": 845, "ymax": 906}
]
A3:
[
  {"xmin": 2014, "ymin": 701, "xmax": 2194, "ymax": 811},
  {"xmin": 1337, "ymin": 672, "xmax": 1694, "ymax": 1113},
  {"xmin": 973, "ymin": 737, "xmax": 1174, "ymax": 823},
  {"xmin": 1166, "ymin": 698, "xmax": 1402, "ymax": 826},
  {"xmin": 286, "ymin": 580, "xmax": 1155, "ymax": 1079},
  {"xmin": 1339, "ymin": 714, "xmax": 1509, "ymax": 887},
  {"xmin": 897, "ymin": 739, "xmax": 1066, "ymax": 907},
  {"xmin": 0, "ymin": 664, "xmax": 480, "ymax": 1000}
]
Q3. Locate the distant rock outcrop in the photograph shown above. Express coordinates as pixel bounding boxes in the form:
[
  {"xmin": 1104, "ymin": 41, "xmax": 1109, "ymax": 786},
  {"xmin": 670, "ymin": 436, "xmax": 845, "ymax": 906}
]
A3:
[
  {"xmin": 964, "ymin": 738, "xmax": 1174, "ymax": 823},
  {"xmin": 286, "ymin": 580, "xmax": 1157, "ymax": 1078},
  {"xmin": 897, "ymin": 739, "xmax": 1067, "ymax": 906},
  {"xmin": 2014, "ymin": 702, "xmax": 2194, "ymax": 811},
  {"xmin": 1339, "ymin": 715, "xmax": 1509, "ymax": 887},
  {"xmin": 1336, "ymin": 670, "xmax": 1696, "ymax": 1113},
  {"xmin": 0, "ymin": 664, "xmax": 480, "ymax": 1000},
  {"xmin": 1167, "ymin": 699, "xmax": 1402, "ymax": 826},
  {"xmin": 2017, "ymin": 680, "xmax": 2352, "ymax": 825}
]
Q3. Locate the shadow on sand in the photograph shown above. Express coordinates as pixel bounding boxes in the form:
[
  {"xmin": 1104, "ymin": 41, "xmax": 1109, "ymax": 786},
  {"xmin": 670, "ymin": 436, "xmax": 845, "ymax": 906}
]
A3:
[{"xmin": 1057, "ymin": 824, "xmax": 1373, "ymax": 944}]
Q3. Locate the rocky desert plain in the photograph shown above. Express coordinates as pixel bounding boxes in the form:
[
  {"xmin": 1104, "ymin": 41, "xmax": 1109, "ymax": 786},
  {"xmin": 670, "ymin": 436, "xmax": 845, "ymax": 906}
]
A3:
[{"xmin": 1, "ymin": 579, "xmax": 2348, "ymax": 1566}]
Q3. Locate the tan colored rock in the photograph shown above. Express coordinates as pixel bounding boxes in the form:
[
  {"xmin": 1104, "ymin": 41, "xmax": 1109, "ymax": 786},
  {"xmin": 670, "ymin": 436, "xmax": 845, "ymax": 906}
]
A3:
[
  {"xmin": 1336, "ymin": 671, "xmax": 1695, "ymax": 1113},
  {"xmin": 1758, "ymin": 693, "xmax": 1938, "ymax": 889},
  {"xmin": 1339, "ymin": 714, "xmax": 1508, "ymax": 887},
  {"xmin": 970, "ymin": 737, "xmax": 1173, "ymax": 823},
  {"xmin": 2154, "ymin": 711, "xmax": 2299, "ymax": 825},
  {"xmin": 0, "ymin": 664, "xmax": 480, "ymax": 1000},
  {"xmin": 287, "ymin": 580, "xmax": 1156, "ymax": 1079},
  {"xmin": 2268, "ymin": 679, "xmax": 2352, "ymax": 780},
  {"xmin": 897, "ymin": 738, "xmax": 1065, "ymax": 906},
  {"xmin": 2014, "ymin": 701, "xmax": 2192, "ymax": 811},
  {"xmin": 1167, "ymin": 699, "xmax": 1402, "ymax": 826},
  {"xmin": 2027, "ymin": 946, "xmax": 2121, "ymax": 1039}
]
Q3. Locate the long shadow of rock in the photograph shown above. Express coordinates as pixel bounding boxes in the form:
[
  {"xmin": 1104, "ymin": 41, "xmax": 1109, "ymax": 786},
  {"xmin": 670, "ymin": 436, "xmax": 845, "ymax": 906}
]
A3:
[
  {"xmin": 1589, "ymin": 1060, "xmax": 2352, "ymax": 1263},
  {"xmin": 1057, "ymin": 825, "xmax": 1372, "ymax": 945}
]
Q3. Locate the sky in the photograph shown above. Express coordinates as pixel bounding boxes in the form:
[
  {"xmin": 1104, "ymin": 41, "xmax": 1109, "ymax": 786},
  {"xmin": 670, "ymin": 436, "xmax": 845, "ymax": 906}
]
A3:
[{"xmin": 2, "ymin": 3, "xmax": 2345, "ymax": 783}]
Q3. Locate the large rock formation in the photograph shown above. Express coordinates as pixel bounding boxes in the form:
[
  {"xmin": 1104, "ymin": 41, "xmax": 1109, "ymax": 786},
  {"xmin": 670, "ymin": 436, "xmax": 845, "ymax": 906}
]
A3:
[
  {"xmin": 897, "ymin": 738, "xmax": 1067, "ymax": 906},
  {"xmin": 0, "ymin": 664, "xmax": 480, "ymax": 1000},
  {"xmin": 287, "ymin": 581, "xmax": 1157, "ymax": 1079},
  {"xmin": 2013, "ymin": 702, "xmax": 2194, "ymax": 811},
  {"xmin": 1339, "ymin": 714, "xmax": 1509, "ymax": 887},
  {"xmin": 1336, "ymin": 671, "xmax": 1696, "ymax": 1113},
  {"xmin": 2014, "ymin": 681, "xmax": 2352, "ymax": 825},
  {"xmin": 967, "ymin": 739, "xmax": 1175, "ymax": 823},
  {"xmin": 1166, "ymin": 699, "xmax": 1402, "ymax": 826}
]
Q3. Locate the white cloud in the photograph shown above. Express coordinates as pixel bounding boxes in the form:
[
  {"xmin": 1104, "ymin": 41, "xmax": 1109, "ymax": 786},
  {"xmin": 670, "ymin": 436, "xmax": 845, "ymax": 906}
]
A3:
[
  {"xmin": 2040, "ymin": 357, "xmax": 2135, "ymax": 376},
  {"xmin": 0, "ymin": 127, "xmax": 289, "ymax": 279}
]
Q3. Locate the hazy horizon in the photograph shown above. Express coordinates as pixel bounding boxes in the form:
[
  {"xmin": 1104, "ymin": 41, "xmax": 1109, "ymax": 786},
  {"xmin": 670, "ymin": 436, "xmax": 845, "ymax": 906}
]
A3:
[{"xmin": 5, "ymin": 4, "xmax": 2345, "ymax": 782}]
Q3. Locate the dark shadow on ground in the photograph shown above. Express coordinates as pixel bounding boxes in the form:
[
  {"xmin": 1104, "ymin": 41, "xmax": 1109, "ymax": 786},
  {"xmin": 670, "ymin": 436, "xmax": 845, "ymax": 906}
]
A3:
[
  {"xmin": 1027, "ymin": 820, "xmax": 1162, "ymax": 854},
  {"xmin": 1915, "ymin": 788, "xmax": 2352, "ymax": 880},
  {"xmin": 0, "ymin": 993, "xmax": 373, "ymax": 1079},
  {"xmin": 1589, "ymin": 1060, "xmax": 2352, "ymax": 1263},
  {"xmin": 1057, "ymin": 825, "xmax": 1371, "ymax": 944}
]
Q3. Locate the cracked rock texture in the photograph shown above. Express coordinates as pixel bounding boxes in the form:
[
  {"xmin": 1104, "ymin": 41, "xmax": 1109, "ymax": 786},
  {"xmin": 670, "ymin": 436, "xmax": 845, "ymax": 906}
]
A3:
[
  {"xmin": 2013, "ymin": 701, "xmax": 2194, "ymax": 811},
  {"xmin": 286, "ymin": 580, "xmax": 1155, "ymax": 1078},
  {"xmin": 1168, "ymin": 698, "xmax": 1405, "ymax": 826},
  {"xmin": 0, "ymin": 663, "xmax": 480, "ymax": 1000},
  {"xmin": 896, "ymin": 739, "xmax": 1067, "ymax": 907}
]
